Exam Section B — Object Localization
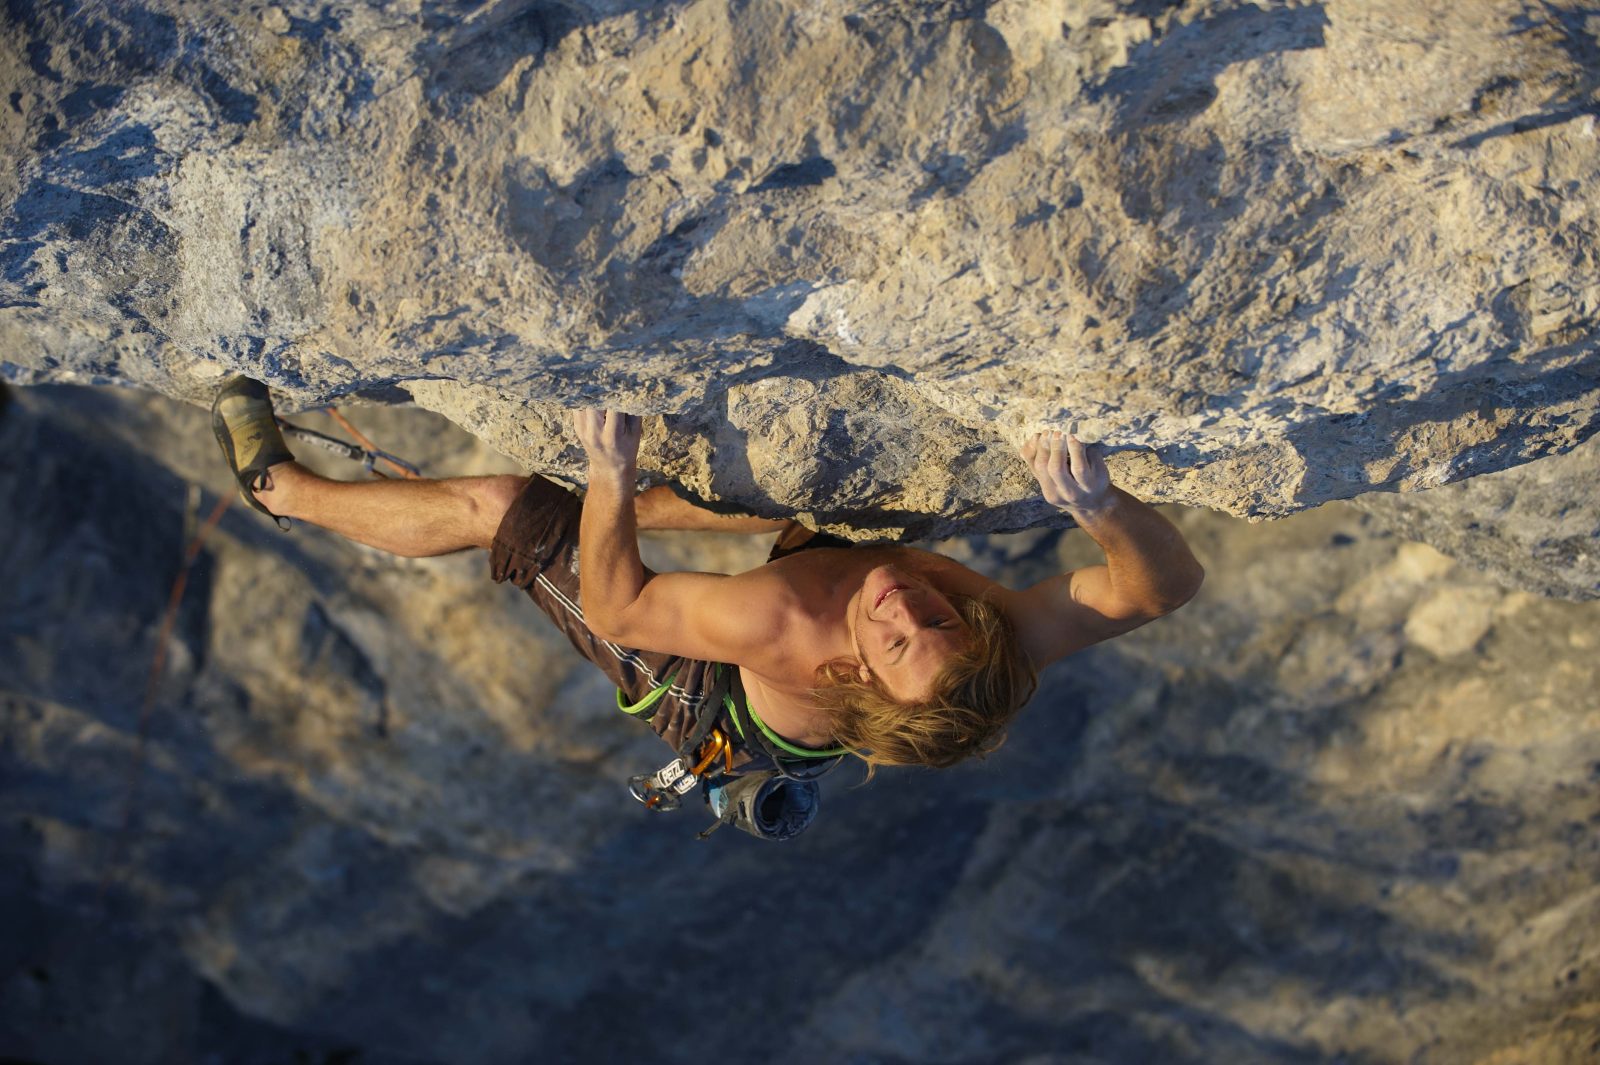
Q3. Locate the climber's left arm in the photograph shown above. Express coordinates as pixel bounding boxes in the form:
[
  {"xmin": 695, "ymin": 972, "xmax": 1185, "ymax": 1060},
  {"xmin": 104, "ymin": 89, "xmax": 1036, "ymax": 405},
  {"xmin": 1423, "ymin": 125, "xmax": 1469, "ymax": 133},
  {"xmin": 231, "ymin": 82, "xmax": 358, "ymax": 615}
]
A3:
[{"xmin": 996, "ymin": 432, "xmax": 1205, "ymax": 668}]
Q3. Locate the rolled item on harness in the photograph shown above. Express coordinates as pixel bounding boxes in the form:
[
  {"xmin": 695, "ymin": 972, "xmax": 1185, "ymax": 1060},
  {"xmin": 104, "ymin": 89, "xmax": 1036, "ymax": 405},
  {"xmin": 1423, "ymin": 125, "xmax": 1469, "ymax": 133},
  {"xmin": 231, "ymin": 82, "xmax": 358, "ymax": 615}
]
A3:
[{"xmin": 702, "ymin": 773, "xmax": 819, "ymax": 842}]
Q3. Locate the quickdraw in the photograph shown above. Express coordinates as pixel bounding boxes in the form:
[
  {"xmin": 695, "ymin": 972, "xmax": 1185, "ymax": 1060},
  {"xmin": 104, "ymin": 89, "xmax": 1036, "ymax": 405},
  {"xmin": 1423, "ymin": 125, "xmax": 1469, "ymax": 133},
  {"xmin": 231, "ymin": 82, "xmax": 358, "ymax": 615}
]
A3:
[{"xmin": 277, "ymin": 411, "xmax": 422, "ymax": 480}]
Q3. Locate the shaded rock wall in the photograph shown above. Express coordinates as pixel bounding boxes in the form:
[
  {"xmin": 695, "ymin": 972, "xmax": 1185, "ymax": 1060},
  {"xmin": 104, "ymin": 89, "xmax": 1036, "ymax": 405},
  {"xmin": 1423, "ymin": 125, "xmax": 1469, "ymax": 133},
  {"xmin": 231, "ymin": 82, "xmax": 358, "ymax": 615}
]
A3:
[
  {"xmin": 1356, "ymin": 432, "xmax": 1600, "ymax": 599},
  {"xmin": 2, "ymin": 0, "xmax": 1599, "ymax": 540},
  {"xmin": 3, "ymin": 385, "xmax": 1599, "ymax": 1064}
]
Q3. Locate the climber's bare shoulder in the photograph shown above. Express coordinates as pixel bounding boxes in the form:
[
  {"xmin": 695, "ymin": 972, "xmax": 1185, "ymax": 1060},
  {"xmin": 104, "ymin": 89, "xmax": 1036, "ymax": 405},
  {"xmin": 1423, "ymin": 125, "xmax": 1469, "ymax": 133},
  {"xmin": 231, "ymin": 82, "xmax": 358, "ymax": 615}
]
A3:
[
  {"xmin": 906, "ymin": 549, "xmax": 1157, "ymax": 669},
  {"xmin": 612, "ymin": 564, "xmax": 805, "ymax": 672}
]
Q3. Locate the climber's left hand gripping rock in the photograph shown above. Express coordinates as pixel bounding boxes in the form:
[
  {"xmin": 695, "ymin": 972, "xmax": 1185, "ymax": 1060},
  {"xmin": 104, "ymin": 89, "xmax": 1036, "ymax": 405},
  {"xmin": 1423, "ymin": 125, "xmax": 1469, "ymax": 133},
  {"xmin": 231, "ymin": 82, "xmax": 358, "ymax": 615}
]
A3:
[{"xmin": 1021, "ymin": 430, "xmax": 1112, "ymax": 516}]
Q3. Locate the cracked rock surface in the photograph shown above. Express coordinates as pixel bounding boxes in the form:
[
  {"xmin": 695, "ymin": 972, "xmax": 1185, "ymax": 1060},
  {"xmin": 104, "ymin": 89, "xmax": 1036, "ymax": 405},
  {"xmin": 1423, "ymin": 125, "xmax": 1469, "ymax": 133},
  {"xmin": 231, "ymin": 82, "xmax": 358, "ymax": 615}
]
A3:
[
  {"xmin": 2, "ymin": 0, "xmax": 1599, "ymax": 546},
  {"xmin": 1356, "ymin": 433, "xmax": 1600, "ymax": 599}
]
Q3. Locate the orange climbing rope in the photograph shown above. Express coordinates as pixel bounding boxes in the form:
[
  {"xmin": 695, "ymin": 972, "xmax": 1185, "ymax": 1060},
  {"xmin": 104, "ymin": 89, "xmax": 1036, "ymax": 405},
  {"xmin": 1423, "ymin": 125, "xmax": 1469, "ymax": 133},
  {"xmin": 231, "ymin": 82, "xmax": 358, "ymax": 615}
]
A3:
[
  {"xmin": 324, "ymin": 407, "xmax": 422, "ymax": 479},
  {"xmin": 100, "ymin": 489, "xmax": 232, "ymax": 901},
  {"xmin": 101, "ymin": 407, "xmax": 418, "ymax": 901}
]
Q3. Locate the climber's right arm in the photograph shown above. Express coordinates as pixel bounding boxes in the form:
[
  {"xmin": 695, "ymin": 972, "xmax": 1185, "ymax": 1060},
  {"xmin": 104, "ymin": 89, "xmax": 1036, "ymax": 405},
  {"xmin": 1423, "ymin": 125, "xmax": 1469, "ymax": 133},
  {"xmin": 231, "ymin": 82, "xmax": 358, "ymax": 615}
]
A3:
[{"xmin": 574, "ymin": 409, "xmax": 782, "ymax": 661}]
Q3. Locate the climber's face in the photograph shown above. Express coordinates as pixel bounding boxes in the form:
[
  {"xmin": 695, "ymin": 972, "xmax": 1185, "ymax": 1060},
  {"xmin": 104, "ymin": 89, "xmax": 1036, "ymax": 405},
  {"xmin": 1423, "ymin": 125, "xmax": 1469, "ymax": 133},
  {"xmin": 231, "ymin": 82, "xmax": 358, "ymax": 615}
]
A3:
[{"xmin": 850, "ymin": 563, "xmax": 971, "ymax": 702}]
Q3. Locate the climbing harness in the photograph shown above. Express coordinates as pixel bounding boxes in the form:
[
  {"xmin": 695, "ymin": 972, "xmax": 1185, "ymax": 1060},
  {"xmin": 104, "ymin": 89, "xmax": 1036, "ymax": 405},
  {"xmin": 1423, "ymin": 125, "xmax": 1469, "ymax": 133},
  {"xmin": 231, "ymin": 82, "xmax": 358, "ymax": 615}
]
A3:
[{"xmin": 620, "ymin": 664, "xmax": 849, "ymax": 842}]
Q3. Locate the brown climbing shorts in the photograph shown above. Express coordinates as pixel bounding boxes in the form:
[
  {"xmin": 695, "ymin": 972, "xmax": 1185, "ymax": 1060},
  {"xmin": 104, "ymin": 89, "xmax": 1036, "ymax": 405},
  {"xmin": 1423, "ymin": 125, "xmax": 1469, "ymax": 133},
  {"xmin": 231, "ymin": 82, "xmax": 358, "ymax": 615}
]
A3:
[{"xmin": 487, "ymin": 475, "xmax": 844, "ymax": 752}]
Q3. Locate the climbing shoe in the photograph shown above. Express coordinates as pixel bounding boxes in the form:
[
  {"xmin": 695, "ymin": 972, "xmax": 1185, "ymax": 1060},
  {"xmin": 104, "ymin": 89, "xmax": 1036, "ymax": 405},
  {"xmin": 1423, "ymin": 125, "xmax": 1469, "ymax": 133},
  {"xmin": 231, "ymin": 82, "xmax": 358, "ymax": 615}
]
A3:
[{"xmin": 212, "ymin": 375, "xmax": 295, "ymax": 528}]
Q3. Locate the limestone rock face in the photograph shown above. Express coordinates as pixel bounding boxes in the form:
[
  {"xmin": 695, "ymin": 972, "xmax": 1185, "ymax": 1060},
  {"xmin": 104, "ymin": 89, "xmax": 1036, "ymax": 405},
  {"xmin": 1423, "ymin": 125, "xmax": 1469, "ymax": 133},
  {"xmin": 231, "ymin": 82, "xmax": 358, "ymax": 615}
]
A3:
[{"xmin": 3, "ymin": 0, "xmax": 1600, "ymax": 539}]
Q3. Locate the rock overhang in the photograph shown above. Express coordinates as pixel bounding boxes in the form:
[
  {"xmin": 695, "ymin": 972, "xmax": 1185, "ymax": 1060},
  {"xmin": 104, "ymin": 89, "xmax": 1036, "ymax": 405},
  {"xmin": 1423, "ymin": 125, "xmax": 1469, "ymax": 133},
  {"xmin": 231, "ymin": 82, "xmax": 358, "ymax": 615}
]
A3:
[{"xmin": 1, "ymin": 0, "xmax": 1597, "ymax": 539}]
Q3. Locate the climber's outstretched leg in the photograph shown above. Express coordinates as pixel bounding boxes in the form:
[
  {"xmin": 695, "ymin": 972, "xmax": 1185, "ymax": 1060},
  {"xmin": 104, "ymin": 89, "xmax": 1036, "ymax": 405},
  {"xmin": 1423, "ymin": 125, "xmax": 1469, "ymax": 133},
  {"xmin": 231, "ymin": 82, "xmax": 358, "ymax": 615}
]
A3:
[
  {"xmin": 212, "ymin": 374, "xmax": 524, "ymax": 556},
  {"xmin": 254, "ymin": 464, "xmax": 524, "ymax": 556},
  {"xmin": 256, "ymin": 468, "xmax": 785, "ymax": 552},
  {"xmin": 213, "ymin": 375, "xmax": 784, "ymax": 556}
]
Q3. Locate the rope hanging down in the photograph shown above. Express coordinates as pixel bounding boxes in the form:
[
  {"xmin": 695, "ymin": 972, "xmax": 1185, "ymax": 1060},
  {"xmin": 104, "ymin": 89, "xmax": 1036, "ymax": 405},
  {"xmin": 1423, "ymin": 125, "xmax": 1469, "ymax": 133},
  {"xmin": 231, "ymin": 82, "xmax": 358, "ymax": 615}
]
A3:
[{"xmin": 100, "ymin": 408, "xmax": 420, "ymax": 903}]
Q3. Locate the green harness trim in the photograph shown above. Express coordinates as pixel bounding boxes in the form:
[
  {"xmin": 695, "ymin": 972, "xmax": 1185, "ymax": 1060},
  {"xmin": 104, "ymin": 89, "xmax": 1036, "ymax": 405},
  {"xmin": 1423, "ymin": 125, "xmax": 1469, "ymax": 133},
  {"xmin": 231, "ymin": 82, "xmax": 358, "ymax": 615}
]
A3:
[
  {"xmin": 616, "ymin": 673, "xmax": 676, "ymax": 716},
  {"xmin": 616, "ymin": 670, "xmax": 850, "ymax": 760},
  {"xmin": 724, "ymin": 691, "xmax": 850, "ymax": 759}
]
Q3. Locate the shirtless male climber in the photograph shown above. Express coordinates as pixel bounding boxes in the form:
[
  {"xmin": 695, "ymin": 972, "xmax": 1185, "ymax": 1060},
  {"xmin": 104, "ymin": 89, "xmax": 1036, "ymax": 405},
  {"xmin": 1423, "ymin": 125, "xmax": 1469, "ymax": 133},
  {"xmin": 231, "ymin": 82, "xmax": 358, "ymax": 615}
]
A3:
[{"xmin": 213, "ymin": 376, "xmax": 1205, "ymax": 839}]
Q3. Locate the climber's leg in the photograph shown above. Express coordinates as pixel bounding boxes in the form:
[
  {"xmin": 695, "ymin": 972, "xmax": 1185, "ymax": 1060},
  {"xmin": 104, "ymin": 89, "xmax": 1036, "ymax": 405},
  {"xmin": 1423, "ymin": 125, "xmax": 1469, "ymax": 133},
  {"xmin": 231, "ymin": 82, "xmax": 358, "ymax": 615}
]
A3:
[
  {"xmin": 215, "ymin": 374, "xmax": 778, "ymax": 557},
  {"xmin": 213, "ymin": 372, "xmax": 523, "ymax": 556},
  {"xmin": 256, "ymin": 475, "xmax": 783, "ymax": 553},
  {"xmin": 632, "ymin": 484, "xmax": 787, "ymax": 533},
  {"xmin": 255, "ymin": 465, "xmax": 526, "ymax": 556}
]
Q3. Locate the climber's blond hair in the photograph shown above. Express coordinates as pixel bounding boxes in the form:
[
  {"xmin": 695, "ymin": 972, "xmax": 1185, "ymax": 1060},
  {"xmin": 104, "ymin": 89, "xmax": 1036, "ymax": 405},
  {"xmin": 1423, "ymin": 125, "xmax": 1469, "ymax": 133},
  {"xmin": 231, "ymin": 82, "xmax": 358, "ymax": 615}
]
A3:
[{"xmin": 811, "ymin": 593, "xmax": 1037, "ymax": 778}]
